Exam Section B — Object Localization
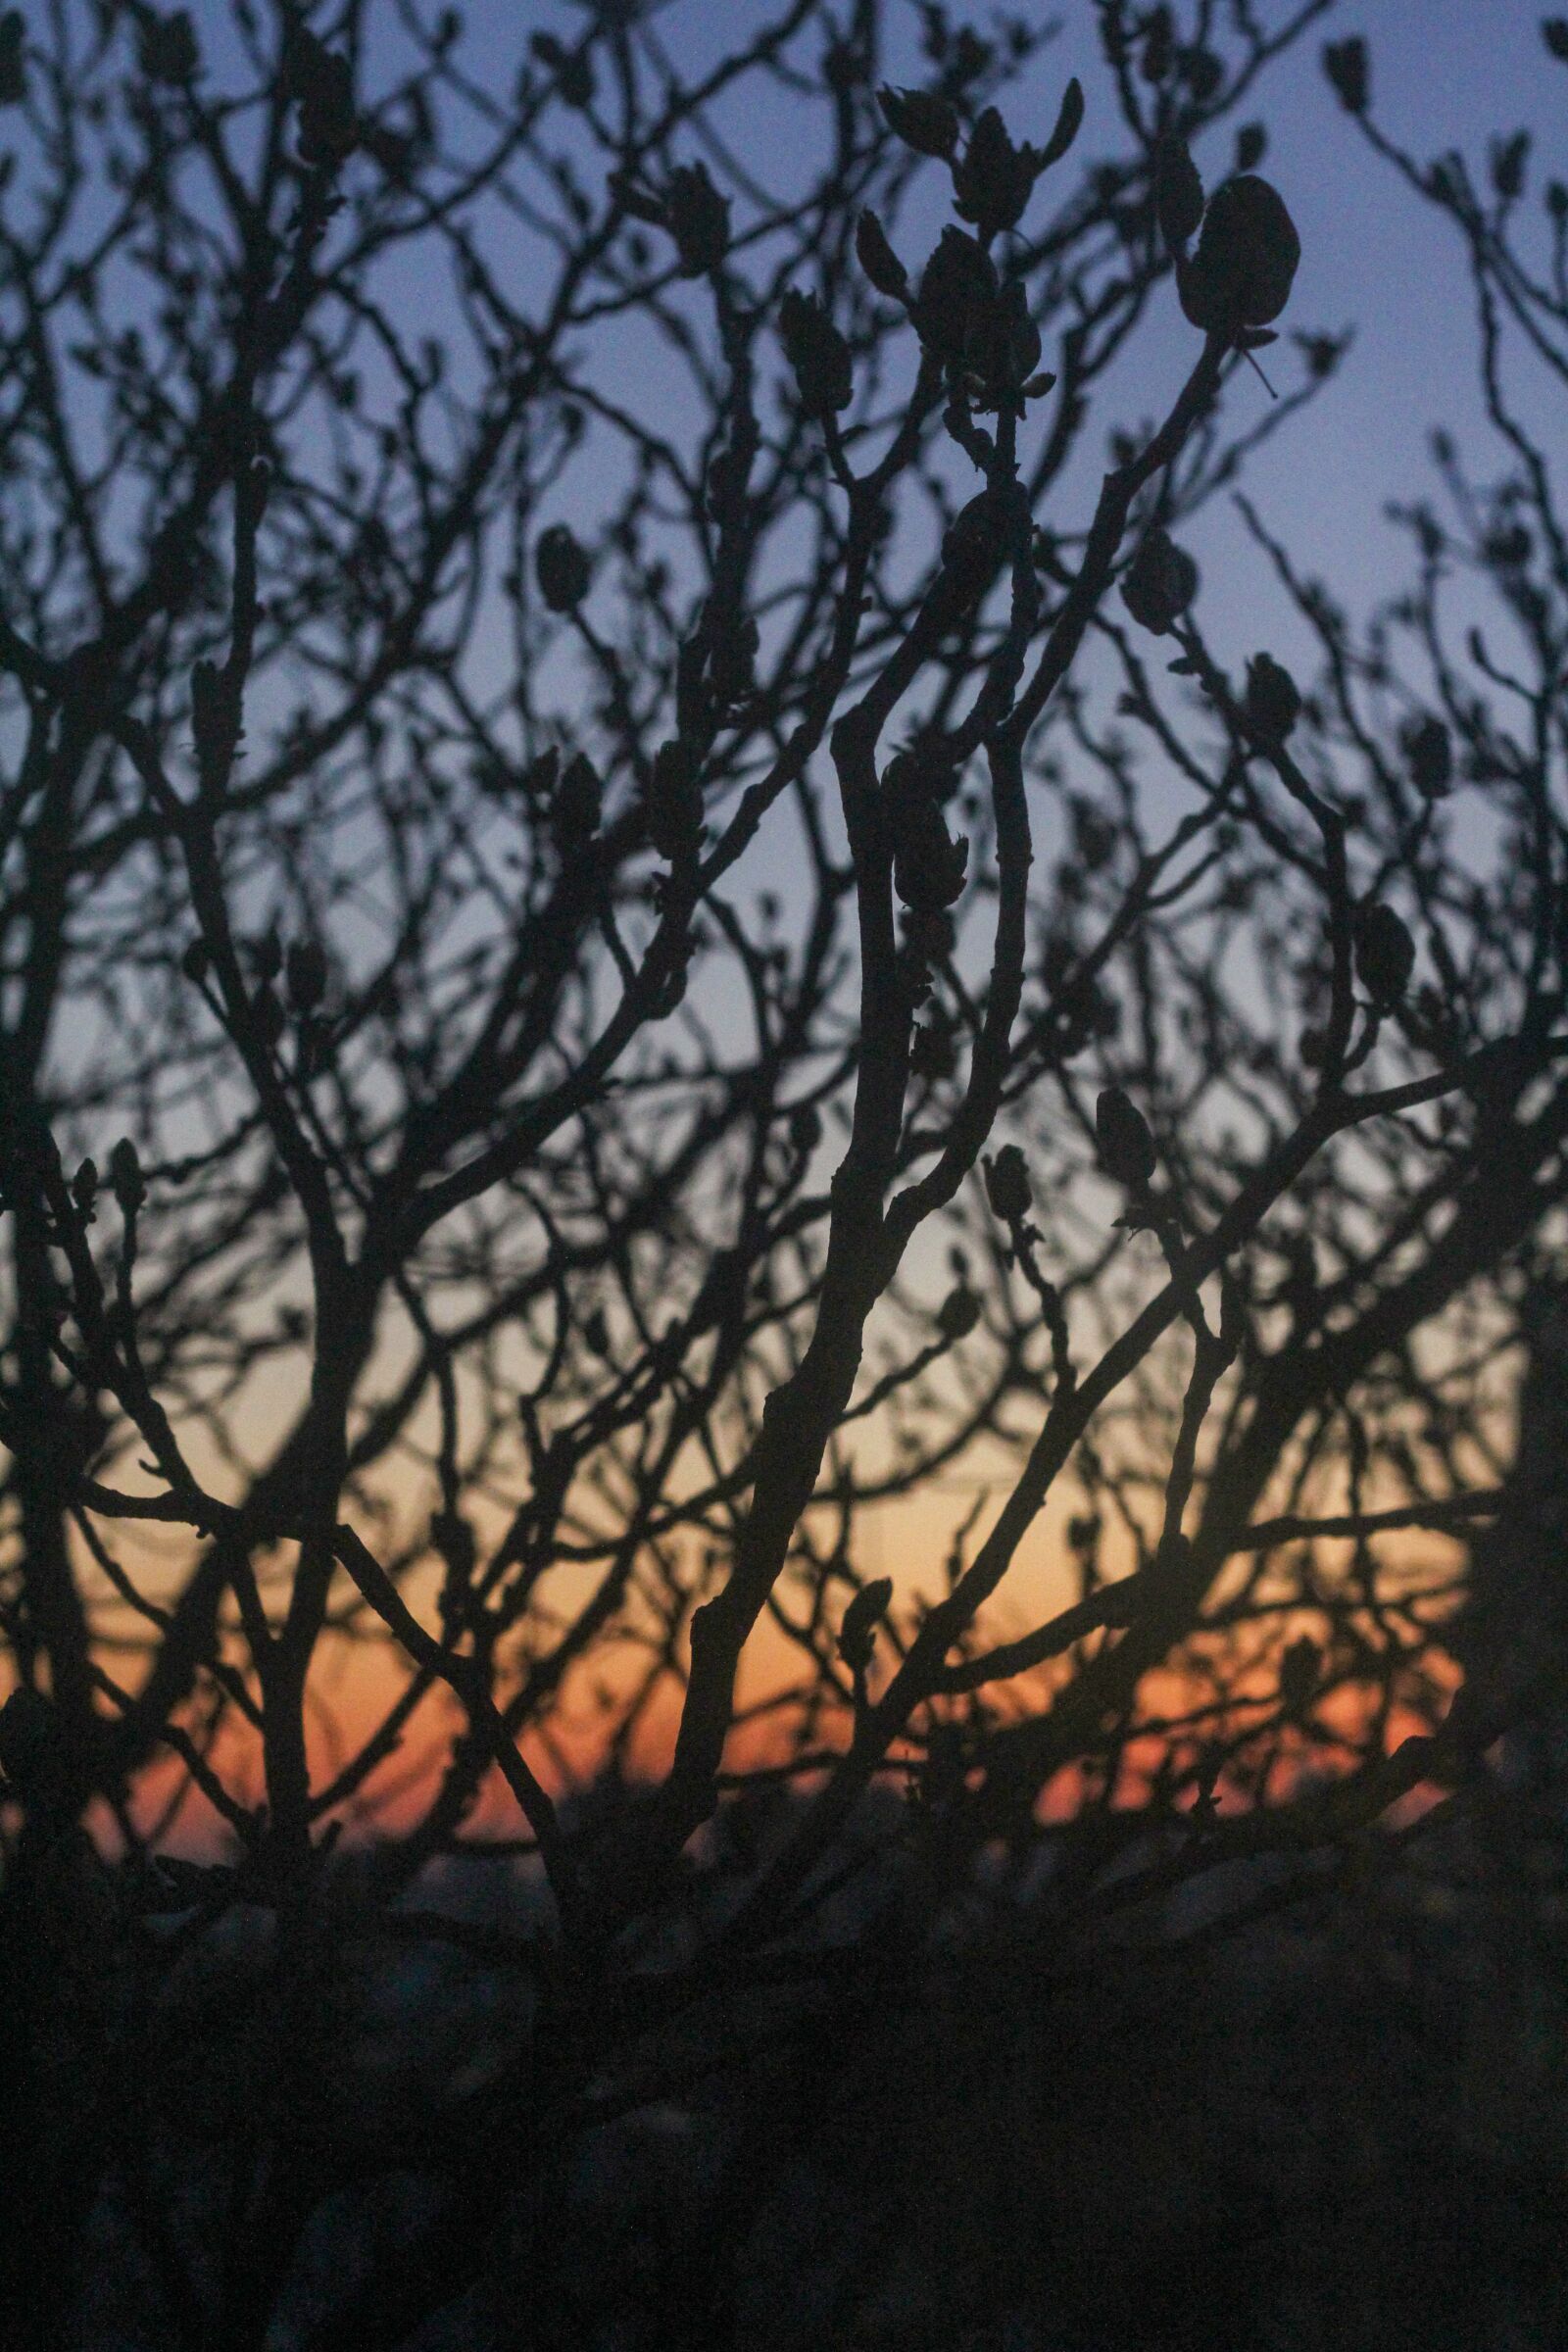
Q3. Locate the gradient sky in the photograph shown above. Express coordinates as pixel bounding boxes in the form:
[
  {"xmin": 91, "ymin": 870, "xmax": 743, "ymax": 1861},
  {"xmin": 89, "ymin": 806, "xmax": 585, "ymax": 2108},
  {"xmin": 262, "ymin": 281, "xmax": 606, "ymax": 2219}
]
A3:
[{"xmin": 65, "ymin": 2, "xmax": 1563, "ymax": 1847}]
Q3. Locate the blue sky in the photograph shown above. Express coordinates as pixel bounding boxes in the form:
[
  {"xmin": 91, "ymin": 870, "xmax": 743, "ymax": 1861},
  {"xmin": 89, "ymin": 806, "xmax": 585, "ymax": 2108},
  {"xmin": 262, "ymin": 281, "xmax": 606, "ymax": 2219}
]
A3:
[{"xmin": 595, "ymin": 0, "xmax": 1557, "ymax": 648}]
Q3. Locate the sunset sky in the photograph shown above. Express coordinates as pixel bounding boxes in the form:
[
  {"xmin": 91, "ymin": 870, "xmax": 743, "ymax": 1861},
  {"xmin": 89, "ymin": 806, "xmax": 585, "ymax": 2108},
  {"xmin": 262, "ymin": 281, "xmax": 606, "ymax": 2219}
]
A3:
[{"xmin": 41, "ymin": 0, "xmax": 1555, "ymax": 1854}]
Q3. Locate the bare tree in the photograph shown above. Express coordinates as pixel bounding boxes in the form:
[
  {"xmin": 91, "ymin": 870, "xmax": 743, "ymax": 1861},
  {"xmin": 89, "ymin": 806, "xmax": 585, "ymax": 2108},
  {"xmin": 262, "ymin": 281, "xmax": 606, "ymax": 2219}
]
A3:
[{"xmin": 1, "ymin": 2, "xmax": 1563, "ymax": 2342}]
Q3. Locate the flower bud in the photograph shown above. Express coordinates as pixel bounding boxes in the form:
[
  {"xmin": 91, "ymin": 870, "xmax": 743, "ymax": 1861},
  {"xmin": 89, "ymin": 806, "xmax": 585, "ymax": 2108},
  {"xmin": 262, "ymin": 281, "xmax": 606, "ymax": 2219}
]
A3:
[
  {"xmin": 552, "ymin": 751, "xmax": 602, "ymax": 849},
  {"xmin": 913, "ymin": 227, "xmax": 998, "ymax": 364},
  {"xmin": 1120, "ymin": 529, "xmax": 1199, "ymax": 635},
  {"xmin": 253, "ymin": 981, "xmax": 287, "ymax": 1048},
  {"xmin": 664, "ymin": 161, "xmax": 730, "ymax": 276},
  {"xmin": 1178, "ymin": 173, "xmax": 1301, "ymax": 335},
  {"xmin": 72, "ymin": 1159, "xmax": 98, "ymax": 1224},
  {"xmin": 788, "ymin": 1102, "xmax": 822, "ymax": 1154},
  {"xmin": 285, "ymin": 941, "xmax": 327, "ymax": 1014},
  {"xmin": 645, "ymin": 738, "xmax": 702, "ymax": 861},
  {"xmin": 1243, "ymin": 652, "xmax": 1301, "ymax": 746},
  {"xmin": 778, "ymin": 289, "xmax": 853, "ymax": 416},
  {"xmin": 1154, "ymin": 134, "xmax": 1204, "ymax": 248},
  {"xmin": 937, "ymin": 1283, "xmax": 980, "ymax": 1341},
  {"xmin": 141, "ymin": 9, "xmax": 200, "ymax": 86},
  {"xmin": 886, "ymin": 754, "xmax": 968, "ymax": 912},
  {"xmin": 1096, "ymin": 1086, "xmax": 1156, "ymax": 1191},
  {"xmin": 1322, "ymin": 37, "xmax": 1369, "ymax": 114},
  {"xmin": 0, "ymin": 12, "xmax": 24, "ymax": 108},
  {"xmin": 1353, "ymin": 903, "xmax": 1416, "ymax": 1006},
  {"xmin": 529, "ymin": 28, "xmax": 594, "ymax": 109},
  {"xmin": 856, "ymin": 209, "xmax": 908, "ymax": 300},
  {"xmin": 0, "ymin": 1686, "xmax": 60, "ymax": 1791},
  {"xmin": 289, "ymin": 29, "xmax": 357, "ymax": 169},
  {"xmin": 953, "ymin": 108, "xmax": 1040, "ymax": 240},
  {"xmin": 876, "ymin": 83, "xmax": 958, "ymax": 159},
  {"xmin": 108, "ymin": 1138, "xmax": 145, "ymax": 1216},
  {"xmin": 1402, "ymin": 715, "xmax": 1453, "ymax": 799},
  {"xmin": 1280, "ymin": 1635, "xmax": 1321, "ymax": 1716},
  {"xmin": 534, "ymin": 522, "xmax": 591, "ymax": 613},
  {"xmin": 984, "ymin": 1142, "xmax": 1032, "ymax": 1222},
  {"xmin": 840, "ymin": 1576, "xmax": 894, "ymax": 1675}
]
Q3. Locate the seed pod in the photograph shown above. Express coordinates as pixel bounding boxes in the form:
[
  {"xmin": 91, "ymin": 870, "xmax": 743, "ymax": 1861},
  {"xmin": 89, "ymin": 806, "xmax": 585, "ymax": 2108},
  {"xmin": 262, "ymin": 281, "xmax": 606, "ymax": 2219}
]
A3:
[
  {"xmin": 180, "ymin": 938, "xmax": 210, "ymax": 985},
  {"xmin": 1353, "ymin": 903, "xmax": 1416, "ymax": 1006},
  {"xmin": 664, "ymin": 161, "xmax": 730, "ymax": 276},
  {"xmin": 856, "ymin": 209, "xmax": 908, "ymax": 299},
  {"xmin": 1096, "ymin": 1086, "xmax": 1156, "ymax": 1191},
  {"xmin": 1402, "ymin": 715, "xmax": 1453, "ymax": 798},
  {"xmin": 984, "ymin": 1142, "xmax": 1032, "ymax": 1222},
  {"xmin": 1322, "ymin": 36, "xmax": 1369, "ymax": 114},
  {"xmin": 285, "ymin": 941, "xmax": 327, "ymax": 1014},
  {"xmin": 535, "ymin": 522, "xmax": 591, "ymax": 613},
  {"xmin": 876, "ymin": 83, "xmax": 959, "ymax": 159},
  {"xmin": 937, "ymin": 1282, "xmax": 980, "ymax": 1341},
  {"xmin": 1243, "ymin": 652, "xmax": 1301, "ymax": 747},
  {"xmin": 1235, "ymin": 122, "xmax": 1267, "ymax": 173},
  {"xmin": 1178, "ymin": 173, "xmax": 1301, "ymax": 335},
  {"xmin": 777, "ymin": 290, "xmax": 853, "ymax": 417},
  {"xmin": 1545, "ymin": 21, "xmax": 1568, "ymax": 64},
  {"xmin": 1154, "ymin": 134, "xmax": 1204, "ymax": 248},
  {"xmin": 840, "ymin": 1576, "xmax": 894, "ymax": 1674},
  {"xmin": 72, "ymin": 1159, "xmax": 98, "ymax": 1224},
  {"xmin": 1120, "ymin": 528, "xmax": 1199, "ymax": 635},
  {"xmin": 108, "ymin": 1137, "xmax": 145, "ymax": 1215}
]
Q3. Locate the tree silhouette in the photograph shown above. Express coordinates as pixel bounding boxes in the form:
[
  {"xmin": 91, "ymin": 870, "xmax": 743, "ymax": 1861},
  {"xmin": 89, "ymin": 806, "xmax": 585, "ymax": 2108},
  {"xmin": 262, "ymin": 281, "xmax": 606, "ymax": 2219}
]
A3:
[{"xmin": 1, "ymin": 3, "xmax": 1565, "ymax": 2344}]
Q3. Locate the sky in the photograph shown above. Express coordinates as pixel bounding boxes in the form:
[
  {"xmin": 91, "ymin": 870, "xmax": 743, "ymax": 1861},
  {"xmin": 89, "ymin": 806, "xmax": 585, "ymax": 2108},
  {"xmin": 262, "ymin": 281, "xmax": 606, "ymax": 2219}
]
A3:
[
  {"xmin": 35, "ymin": 0, "xmax": 1568, "ymax": 1848},
  {"xmin": 591, "ymin": 0, "xmax": 1560, "ymax": 654}
]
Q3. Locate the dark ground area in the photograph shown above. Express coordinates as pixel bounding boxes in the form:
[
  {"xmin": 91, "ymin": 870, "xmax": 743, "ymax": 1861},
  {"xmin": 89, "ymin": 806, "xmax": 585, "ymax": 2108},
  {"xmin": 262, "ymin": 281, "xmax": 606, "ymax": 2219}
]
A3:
[{"xmin": 26, "ymin": 1770, "xmax": 1568, "ymax": 2351}]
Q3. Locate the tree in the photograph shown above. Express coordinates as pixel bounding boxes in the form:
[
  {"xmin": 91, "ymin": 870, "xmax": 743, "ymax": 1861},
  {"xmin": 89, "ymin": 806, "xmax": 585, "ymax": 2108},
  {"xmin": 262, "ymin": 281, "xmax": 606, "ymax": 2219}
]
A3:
[{"xmin": 1, "ymin": 2, "xmax": 1563, "ymax": 2342}]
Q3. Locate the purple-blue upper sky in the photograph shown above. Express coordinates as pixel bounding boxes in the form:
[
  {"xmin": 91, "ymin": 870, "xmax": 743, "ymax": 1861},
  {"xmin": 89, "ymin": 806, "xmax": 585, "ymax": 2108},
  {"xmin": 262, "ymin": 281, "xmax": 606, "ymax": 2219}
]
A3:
[{"xmin": 496, "ymin": 0, "xmax": 1555, "ymax": 670}]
